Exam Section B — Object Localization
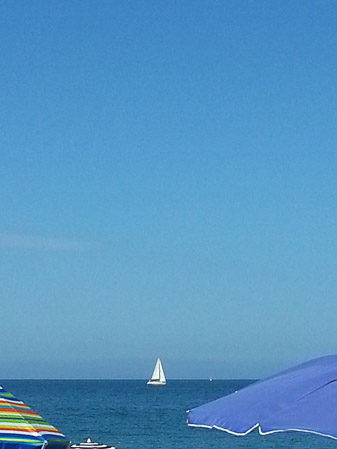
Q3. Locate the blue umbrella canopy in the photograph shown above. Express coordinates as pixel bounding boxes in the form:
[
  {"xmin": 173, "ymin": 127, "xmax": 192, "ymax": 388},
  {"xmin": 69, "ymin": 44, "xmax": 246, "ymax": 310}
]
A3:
[{"xmin": 187, "ymin": 355, "xmax": 337, "ymax": 440}]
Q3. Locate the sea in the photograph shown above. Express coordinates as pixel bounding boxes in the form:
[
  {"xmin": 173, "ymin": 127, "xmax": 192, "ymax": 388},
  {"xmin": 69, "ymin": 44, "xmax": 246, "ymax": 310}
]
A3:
[{"xmin": 1, "ymin": 380, "xmax": 335, "ymax": 449}]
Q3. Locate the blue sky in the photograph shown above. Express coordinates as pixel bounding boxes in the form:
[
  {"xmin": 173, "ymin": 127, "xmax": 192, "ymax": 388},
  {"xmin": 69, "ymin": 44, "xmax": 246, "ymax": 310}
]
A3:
[{"xmin": 1, "ymin": 0, "xmax": 337, "ymax": 379}]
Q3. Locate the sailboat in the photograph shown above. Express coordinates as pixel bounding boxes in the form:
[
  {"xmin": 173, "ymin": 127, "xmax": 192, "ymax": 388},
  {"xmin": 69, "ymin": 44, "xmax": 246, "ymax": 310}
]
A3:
[{"xmin": 147, "ymin": 357, "xmax": 166, "ymax": 386}]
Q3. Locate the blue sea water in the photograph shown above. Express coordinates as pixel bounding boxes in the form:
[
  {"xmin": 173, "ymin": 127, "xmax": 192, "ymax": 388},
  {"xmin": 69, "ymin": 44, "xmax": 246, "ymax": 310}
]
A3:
[{"xmin": 1, "ymin": 380, "xmax": 335, "ymax": 449}]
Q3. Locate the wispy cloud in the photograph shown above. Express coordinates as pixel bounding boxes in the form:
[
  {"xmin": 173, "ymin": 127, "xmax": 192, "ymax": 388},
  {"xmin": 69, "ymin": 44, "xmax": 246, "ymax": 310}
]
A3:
[{"xmin": 0, "ymin": 232, "xmax": 98, "ymax": 251}]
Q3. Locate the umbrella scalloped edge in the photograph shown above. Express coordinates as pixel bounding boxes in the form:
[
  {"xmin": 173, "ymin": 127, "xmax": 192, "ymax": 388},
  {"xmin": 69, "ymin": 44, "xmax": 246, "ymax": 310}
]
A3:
[{"xmin": 187, "ymin": 421, "xmax": 337, "ymax": 441}]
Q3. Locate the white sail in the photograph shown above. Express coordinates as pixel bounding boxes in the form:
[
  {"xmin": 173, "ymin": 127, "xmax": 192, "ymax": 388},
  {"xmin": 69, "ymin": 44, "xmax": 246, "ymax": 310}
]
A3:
[{"xmin": 147, "ymin": 357, "xmax": 166, "ymax": 385}]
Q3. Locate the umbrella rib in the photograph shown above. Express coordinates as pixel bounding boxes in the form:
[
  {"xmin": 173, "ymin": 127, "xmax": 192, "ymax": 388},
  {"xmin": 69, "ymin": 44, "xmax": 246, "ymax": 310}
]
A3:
[{"xmin": 297, "ymin": 378, "xmax": 337, "ymax": 401}]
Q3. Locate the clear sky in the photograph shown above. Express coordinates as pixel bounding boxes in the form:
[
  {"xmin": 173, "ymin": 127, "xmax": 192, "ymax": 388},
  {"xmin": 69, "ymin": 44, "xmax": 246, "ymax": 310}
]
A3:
[{"xmin": 1, "ymin": 0, "xmax": 337, "ymax": 379}]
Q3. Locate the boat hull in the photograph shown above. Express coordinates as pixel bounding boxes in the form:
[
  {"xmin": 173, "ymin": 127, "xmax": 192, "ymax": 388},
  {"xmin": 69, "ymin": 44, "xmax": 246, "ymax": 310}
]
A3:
[
  {"xmin": 147, "ymin": 380, "xmax": 166, "ymax": 386},
  {"xmin": 70, "ymin": 440, "xmax": 115, "ymax": 449}
]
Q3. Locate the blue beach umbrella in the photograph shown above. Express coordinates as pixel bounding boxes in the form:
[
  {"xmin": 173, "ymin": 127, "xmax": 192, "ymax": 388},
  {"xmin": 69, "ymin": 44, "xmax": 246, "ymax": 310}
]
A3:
[{"xmin": 187, "ymin": 355, "xmax": 337, "ymax": 440}]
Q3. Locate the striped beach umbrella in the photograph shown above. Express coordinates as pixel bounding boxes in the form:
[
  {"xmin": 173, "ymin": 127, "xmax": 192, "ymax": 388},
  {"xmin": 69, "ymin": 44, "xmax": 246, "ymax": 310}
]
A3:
[{"xmin": 0, "ymin": 385, "xmax": 69, "ymax": 449}]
